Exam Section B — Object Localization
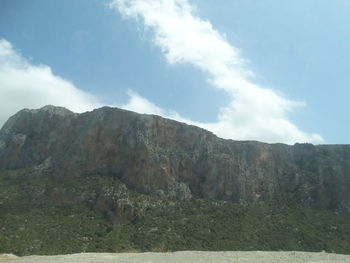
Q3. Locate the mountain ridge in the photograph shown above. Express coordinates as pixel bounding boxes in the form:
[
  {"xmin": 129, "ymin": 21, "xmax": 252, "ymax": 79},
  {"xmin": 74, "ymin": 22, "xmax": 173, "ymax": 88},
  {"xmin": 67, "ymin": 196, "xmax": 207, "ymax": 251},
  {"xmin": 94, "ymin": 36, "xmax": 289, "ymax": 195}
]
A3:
[
  {"xmin": 1, "ymin": 105, "xmax": 350, "ymax": 255},
  {"xmin": 1, "ymin": 105, "xmax": 349, "ymax": 211}
]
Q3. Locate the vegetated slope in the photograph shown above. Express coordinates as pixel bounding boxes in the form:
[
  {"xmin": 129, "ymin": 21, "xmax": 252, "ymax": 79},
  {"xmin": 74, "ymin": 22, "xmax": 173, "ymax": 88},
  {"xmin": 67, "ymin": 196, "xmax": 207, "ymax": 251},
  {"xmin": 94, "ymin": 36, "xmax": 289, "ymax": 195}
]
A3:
[{"xmin": 0, "ymin": 106, "xmax": 350, "ymax": 255}]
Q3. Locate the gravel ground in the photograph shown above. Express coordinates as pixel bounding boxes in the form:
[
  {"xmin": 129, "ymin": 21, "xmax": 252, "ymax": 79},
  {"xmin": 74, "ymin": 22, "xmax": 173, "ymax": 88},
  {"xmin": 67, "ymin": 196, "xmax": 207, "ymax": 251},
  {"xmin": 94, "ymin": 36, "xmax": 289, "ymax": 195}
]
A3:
[{"xmin": 1, "ymin": 251, "xmax": 350, "ymax": 263}]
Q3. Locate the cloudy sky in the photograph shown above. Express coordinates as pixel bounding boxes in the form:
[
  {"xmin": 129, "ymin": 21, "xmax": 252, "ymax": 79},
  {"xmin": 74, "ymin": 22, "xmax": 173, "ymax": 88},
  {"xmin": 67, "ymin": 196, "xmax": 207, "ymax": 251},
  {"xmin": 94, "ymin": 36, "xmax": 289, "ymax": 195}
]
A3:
[{"xmin": 1, "ymin": 0, "xmax": 349, "ymax": 144}]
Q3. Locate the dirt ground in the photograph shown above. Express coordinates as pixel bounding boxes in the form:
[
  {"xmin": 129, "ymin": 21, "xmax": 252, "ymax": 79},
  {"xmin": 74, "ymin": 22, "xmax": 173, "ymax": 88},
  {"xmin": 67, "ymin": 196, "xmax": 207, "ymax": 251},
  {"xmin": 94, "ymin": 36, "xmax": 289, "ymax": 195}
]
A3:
[{"xmin": 1, "ymin": 251, "xmax": 350, "ymax": 263}]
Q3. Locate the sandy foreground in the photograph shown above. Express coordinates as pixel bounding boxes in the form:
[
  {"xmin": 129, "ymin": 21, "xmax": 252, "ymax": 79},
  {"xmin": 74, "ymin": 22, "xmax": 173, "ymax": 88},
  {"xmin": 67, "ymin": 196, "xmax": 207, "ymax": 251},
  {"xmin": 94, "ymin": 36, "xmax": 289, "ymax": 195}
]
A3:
[{"xmin": 1, "ymin": 251, "xmax": 350, "ymax": 263}]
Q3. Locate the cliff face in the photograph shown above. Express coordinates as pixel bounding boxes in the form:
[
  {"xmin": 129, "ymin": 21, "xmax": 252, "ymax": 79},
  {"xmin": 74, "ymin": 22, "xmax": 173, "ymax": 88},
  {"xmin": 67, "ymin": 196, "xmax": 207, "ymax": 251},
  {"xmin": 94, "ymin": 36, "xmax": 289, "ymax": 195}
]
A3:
[{"xmin": 1, "ymin": 105, "xmax": 349, "ymax": 213}]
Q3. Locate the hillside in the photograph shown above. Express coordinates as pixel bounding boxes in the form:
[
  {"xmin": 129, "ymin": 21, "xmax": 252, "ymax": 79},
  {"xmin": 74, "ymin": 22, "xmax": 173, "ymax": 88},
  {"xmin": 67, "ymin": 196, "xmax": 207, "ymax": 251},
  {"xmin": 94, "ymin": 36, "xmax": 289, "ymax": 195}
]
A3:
[{"xmin": 0, "ymin": 106, "xmax": 350, "ymax": 255}]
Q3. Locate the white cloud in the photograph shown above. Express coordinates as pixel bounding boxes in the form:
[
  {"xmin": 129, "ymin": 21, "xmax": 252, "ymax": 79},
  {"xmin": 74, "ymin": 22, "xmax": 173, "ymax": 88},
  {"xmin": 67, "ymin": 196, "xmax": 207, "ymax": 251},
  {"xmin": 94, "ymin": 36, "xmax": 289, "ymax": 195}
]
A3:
[
  {"xmin": 122, "ymin": 90, "xmax": 167, "ymax": 116},
  {"xmin": 122, "ymin": 90, "xmax": 198, "ymax": 125},
  {"xmin": 0, "ymin": 39, "xmax": 103, "ymax": 128},
  {"xmin": 110, "ymin": 0, "xmax": 323, "ymax": 144}
]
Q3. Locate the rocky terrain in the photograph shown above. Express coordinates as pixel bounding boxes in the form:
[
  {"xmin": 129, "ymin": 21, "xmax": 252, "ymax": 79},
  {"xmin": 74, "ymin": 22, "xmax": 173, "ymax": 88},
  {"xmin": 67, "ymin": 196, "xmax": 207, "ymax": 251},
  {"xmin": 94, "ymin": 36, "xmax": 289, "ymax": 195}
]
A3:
[
  {"xmin": 0, "ymin": 106, "xmax": 350, "ymax": 255},
  {"xmin": 1, "ymin": 105, "xmax": 350, "ymax": 210}
]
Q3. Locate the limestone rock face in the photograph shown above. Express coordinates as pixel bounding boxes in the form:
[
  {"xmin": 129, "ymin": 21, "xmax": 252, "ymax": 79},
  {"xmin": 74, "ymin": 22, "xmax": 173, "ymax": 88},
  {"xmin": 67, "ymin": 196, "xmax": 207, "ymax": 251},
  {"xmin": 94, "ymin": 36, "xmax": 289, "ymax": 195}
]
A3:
[{"xmin": 1, "ymin": 106, "xmax": 349, "ymax": 212}]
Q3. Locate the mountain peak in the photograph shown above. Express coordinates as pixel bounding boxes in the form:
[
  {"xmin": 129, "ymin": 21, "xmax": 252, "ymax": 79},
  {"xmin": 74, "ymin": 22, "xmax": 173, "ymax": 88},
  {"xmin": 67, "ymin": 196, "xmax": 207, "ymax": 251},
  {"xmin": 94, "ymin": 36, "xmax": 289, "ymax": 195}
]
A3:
[{"xmin": 31, "ymin": 105, "xmax": 75, "ymax": 116}]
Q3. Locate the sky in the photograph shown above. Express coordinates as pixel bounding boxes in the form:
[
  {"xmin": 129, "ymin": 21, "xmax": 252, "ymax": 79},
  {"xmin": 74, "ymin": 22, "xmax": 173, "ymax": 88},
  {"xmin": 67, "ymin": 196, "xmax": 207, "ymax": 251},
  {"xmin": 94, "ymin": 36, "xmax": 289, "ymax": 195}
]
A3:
[{"xmin": 0, "ymin": 0, "xmax": 349, "ymax": 144}]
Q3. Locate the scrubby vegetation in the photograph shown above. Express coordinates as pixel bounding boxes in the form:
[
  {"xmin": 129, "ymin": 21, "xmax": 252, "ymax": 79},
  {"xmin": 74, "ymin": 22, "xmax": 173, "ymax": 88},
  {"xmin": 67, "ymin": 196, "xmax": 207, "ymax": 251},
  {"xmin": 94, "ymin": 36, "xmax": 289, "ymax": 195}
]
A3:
[{"xmin": 1, "ymin": 169, "xmax": 350, "ymax": 256}]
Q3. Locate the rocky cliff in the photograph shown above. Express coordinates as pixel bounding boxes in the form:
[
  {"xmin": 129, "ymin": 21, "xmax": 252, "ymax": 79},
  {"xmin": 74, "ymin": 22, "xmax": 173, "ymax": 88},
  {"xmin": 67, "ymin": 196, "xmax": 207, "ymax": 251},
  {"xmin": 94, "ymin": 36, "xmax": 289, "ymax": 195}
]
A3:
[
  {"xmin": 1, "ymin": 105, "xmax": 349, "ymax": 213},
  {"xmin": 2, "ymin": 105, "xmax": 350, "ymax": 255}
]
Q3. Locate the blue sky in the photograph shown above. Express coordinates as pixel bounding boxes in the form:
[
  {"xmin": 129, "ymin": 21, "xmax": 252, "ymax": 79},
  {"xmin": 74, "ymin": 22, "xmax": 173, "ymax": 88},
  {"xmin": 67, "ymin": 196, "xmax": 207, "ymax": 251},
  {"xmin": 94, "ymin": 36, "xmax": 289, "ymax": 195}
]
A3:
[{"xmin": 0, "ymin": 0, "xmax": 349, "ymax": 144}]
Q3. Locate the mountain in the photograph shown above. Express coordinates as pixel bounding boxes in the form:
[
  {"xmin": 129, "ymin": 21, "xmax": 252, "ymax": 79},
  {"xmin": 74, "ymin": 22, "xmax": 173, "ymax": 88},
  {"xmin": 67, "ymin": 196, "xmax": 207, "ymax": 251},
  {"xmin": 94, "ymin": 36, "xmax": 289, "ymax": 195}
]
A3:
[{"xmin": 1, "ymin": 105, "xmax": 350, "ymax": 255}]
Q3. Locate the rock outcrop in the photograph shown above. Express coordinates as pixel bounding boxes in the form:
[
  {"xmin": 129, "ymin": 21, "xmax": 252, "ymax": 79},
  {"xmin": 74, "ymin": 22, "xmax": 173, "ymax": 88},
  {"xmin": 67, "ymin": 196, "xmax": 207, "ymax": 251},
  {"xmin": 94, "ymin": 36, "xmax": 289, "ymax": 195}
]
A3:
[{"xmin": 0, "ymin": 105, "xmax": 349, "ymax": 213}]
